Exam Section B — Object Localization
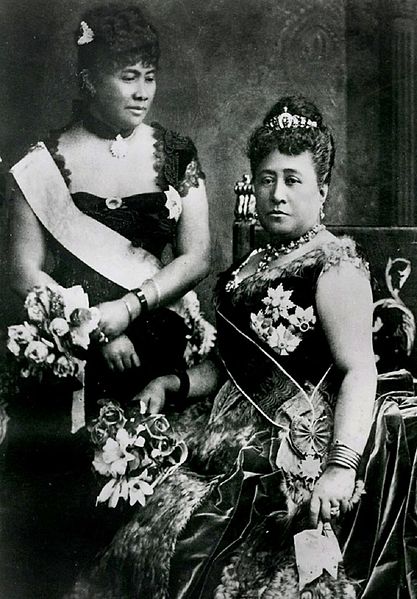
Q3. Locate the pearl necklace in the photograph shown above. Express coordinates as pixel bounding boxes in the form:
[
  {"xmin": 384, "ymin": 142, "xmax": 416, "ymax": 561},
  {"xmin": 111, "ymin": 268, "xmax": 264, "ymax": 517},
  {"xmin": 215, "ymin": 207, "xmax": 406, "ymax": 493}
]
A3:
[{"xmin": 225, "ymin": 224, "xmax": 325, "ymax": 292}]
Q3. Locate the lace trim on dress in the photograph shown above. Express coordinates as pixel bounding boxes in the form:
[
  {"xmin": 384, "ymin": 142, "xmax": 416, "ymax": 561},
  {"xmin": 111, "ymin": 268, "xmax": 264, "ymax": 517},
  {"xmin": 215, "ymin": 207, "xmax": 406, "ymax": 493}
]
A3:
[
  {"xmin": 151, "ymin": 122, "xmax": 205, "ymax": 197},
  {"xmin": 177, "ymin": 158, "xmax": 202, "ymax": 196},
  {"xmin": 221, "ymin": 236, "xmax": 370, "ymax": 306},
  {"xmin": 43, "ymin": 130, "xmax": 73, "ymax": 188},
  {"xmin": 320, "ymin": 236, "xmax": 370, "ymax": 276}
]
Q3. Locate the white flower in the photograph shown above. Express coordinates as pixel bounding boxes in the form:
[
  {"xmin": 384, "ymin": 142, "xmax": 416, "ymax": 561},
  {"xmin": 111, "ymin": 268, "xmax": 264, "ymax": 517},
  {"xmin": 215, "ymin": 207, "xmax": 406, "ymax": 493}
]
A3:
[
  {"xmin": 181, "ymin": 291, "xmax": 201, "ymax": 320},
  {"xmin": 288, "ymin": 306, "xmax": 316, "ymax": 332},
  {"xmin": 127, "ymin": 477, "xmax": 154, "ymax": 507},
  {"xmin": 263, "ymin": 284, "xmax": 295, "ymax": 318},
  {"xmin": 93, "ymin": 428, "xmax": 136, "ymax": 477},
  {"xmin": 197, "ymin": 320, "xmax": 217, "ymax": 356},
  {"xmin": 70, "ymin": 307, "xmax": 101, "ymax": 350},
  {"xmin": 25, "ymin": 301, "xmax": 46, "ymax": 323},
  {"xmin": 7, "ymin": 339, "xmax": 21, "ymax": 356},
  {"xmin": 24, "ymin": 340, "xmax": 50, "ymax": 364},
  {"xmin": 49, "ymin": 317, "xmax": 70, "ymax": 337},
  {"xmin": 60, "ymin": 285, "xmax": 90, "ymax": 320},
  {"xmin": 164, "ymin": 185, "xmax": 182, "ymax": 220},
  {"xmin": 8, "ymin": 322, "xmax": 38, "ymax": 345},
  {"xmin": 96, "ymin": 479, "xmax": 127, "ymax": 508},
  {"xmin": 268, "ymin": 323, "xmax": 301, "ymax": 355},
  {"xmin": 53, "ymin": 355, "xmax": 76, "ymax": 378},
  {"xmin": 77, "ymin": 21, "xmax": 94, "ymax": 46},
  {"xmin": 7, "ymin": 321, "xmax": 38, "ymax": 355}
]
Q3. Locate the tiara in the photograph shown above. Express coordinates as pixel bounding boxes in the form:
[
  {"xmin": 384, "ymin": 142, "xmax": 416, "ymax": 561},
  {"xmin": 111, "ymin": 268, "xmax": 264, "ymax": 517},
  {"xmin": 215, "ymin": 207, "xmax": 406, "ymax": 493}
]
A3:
[
  {"xmin": 77, "ymin": 21, "xmax": 95, "ymax": 46},
  {"xmin": 265, "ymin": 107, "xmax": 318, "ymax": 131}
]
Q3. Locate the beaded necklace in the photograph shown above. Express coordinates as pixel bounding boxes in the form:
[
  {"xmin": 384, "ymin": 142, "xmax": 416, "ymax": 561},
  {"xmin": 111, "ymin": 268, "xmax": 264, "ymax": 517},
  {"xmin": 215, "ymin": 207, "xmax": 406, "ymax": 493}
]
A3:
[{"xmin": 225, "ymin": 224, "xmax": 325, "ymax": 292}]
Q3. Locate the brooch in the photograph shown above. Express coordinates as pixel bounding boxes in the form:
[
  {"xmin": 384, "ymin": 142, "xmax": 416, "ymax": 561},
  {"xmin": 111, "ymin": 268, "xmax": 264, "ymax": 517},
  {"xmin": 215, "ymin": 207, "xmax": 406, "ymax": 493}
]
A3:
[{"xmin": 105, "ymin": 197, "xmax": 123, "ymax": 210}]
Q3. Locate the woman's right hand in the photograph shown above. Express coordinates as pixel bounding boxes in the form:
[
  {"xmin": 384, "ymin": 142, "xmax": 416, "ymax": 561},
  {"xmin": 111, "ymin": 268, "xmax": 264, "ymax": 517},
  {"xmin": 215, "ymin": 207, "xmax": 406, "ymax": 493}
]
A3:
[
  {"xmin": 100, "ymin": 334, "xmax": 140, "ymax": 372},
  {"xmin": 96, "ymin": 299, "xmax": 131, "ymax": 340},
  {"xmin": 132, "ymin": 375, "xmax": 177, "ymax": 414}
]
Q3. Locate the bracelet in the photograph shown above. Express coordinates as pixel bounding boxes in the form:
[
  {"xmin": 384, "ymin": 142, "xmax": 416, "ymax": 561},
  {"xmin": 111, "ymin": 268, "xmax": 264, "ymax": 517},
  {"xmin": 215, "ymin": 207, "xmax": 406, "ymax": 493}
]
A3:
[
  {"xmin": 142, "ymin": 278, "xmax": 162, "ymax": 310},
  {"xmin": 152, "ymin": 279, "xmax": 162, "ymax": 309},
  {"xmin": 132, "ymin": 287, "xmax": 148, "ymax": 315},
  {"xmin": 171, "ymin": 369, "xmax": 190, "ymax": 410},
  {"xmin": 122, "ymin": 297, "xmax": 133, "ymax": 323},
  {"xmin": 327, "ymin": 441, "xmax": 362, "ymax": 471}
]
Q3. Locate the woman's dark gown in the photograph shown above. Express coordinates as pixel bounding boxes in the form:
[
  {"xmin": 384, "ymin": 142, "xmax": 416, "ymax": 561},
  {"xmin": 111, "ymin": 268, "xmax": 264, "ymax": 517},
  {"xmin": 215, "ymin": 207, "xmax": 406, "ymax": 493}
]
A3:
[
  {"xmin": 68, "ymin": 235, "xmax": 417, "ymax": 599},
  {"xmin": 0, "ymin": 123, "xmax": 207, "ymax": 599}
]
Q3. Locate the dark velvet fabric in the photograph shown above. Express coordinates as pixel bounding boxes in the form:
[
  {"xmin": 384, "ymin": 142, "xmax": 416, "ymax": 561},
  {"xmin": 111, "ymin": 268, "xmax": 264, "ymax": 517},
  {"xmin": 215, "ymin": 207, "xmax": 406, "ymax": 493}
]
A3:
[
  {"xmin": 57, "ymin": 237, "xmax": 417, "ymax": 598},
  {"xmin": 166, "ymin": 242, "xmax": 417, "ymax": 598},
  {"xmin": 170, "ymin": 332, "xmax": 417, "ymax": 599}
]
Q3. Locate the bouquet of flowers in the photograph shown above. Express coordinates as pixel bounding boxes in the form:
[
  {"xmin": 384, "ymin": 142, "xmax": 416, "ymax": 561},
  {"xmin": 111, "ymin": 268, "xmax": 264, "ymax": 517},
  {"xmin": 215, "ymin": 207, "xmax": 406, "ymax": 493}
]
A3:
[
  {"xmin": 7, "ymin": 284, "xmax": 101, "ymax": 381},
  {"xmin": 90, "ymin": 400, "xmax": 188, "ymax": 508}
]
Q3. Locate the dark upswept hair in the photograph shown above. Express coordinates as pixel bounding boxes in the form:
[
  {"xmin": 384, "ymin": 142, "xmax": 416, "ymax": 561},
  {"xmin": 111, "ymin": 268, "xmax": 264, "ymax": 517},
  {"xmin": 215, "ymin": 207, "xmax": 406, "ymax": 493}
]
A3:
[
  {"xmin": 247, "ymin": 96, "xmax": 335, "ymax": 187},
  {"xmin": 76, "ymin": 3, "xmax": 160, "ymax": 75}
]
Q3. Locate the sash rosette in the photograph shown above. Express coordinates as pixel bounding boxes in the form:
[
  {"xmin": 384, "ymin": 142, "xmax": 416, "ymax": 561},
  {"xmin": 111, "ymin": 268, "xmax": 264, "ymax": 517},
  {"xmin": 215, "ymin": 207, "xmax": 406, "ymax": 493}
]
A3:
[
  {"xmin": 7, "ymin": 284, "xmax": 100, "ymax": 382},
  {"xmin": 90, "ymin": 400, "xmax": 188, "ymax": 508}
]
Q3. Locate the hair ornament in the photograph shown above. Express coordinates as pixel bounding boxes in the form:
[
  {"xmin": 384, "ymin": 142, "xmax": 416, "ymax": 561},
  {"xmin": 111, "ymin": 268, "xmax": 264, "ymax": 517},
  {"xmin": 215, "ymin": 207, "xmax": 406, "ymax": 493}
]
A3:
[
  {"xmin": 265, "ymin": 106, "xmax": 318, "ymax": 131},
  {"xmin": 77, "ymin": 21, "xmax": 95, "ymax": 46}
]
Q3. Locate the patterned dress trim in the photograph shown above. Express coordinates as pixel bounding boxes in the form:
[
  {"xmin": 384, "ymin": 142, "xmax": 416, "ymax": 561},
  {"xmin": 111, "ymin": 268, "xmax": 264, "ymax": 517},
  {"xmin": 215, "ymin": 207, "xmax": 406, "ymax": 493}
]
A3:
[
  {"xmin": 151, "ymin": 122, "xmax": 205, "ymax": 197},
  {"xmin": 42, "ymin": 121, "xmax": 205, "ymax": 197},
  {"xmin": 218, "ymin": 236, "xmax": 370, "ymax": 309}
]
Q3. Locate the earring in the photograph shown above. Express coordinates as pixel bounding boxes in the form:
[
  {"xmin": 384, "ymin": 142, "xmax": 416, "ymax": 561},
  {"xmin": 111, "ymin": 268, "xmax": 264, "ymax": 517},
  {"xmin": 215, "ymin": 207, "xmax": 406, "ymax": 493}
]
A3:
[{"xmin": 320, "ymin": 204, "xmax": 325, "ymax": 221}]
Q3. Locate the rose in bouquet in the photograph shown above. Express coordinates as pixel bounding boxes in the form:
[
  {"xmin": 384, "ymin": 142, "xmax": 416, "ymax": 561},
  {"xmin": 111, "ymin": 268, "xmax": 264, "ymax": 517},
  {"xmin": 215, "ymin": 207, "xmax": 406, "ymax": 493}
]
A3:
[
  {"xmin": 90, "ymin": 400, "xmax": 188, "ymax": 508},
  {"xmin": 7, "ymin": 284, "xmax": 101, "ymax": 381}
]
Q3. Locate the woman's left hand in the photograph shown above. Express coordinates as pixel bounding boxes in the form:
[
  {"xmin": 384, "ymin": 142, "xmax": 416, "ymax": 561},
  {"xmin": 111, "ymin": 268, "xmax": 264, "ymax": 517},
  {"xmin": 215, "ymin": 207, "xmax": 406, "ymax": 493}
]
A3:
[
  {"xmin": 309, "ymin": 465, "xmax": 356, "ymax": 527},
  {"xmin": 96, "ymin": 299, "xmax": 130, "ymax": 339}
]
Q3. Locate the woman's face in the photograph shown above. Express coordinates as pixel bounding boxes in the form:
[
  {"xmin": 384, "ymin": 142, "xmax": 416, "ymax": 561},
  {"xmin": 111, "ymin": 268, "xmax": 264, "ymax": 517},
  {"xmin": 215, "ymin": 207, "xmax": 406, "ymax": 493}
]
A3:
[
  {"xmin": 89, "ymin": 61, "xmax": 156, "ymax": 132},
  {"xmin": 253, "ymin": 149, "xmax": 327, "ymax": 241}
]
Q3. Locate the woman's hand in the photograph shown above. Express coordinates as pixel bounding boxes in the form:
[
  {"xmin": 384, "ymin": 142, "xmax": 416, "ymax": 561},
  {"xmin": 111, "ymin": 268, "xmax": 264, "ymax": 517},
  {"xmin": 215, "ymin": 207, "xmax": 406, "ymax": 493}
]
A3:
[
  {"xmin": 101, "ymin": 334, "xmax": 140, "ymax": 372},
  {"xmin": 132, "ymin": 375, "xmax": 179, "ymax": 414},
  {"xmin": 309, "ymin": 465, "xmax": 356, "ymax": 527},
  {"xmin": 97, "ymin": 299, "xmax": 131, "ymax": 339}
]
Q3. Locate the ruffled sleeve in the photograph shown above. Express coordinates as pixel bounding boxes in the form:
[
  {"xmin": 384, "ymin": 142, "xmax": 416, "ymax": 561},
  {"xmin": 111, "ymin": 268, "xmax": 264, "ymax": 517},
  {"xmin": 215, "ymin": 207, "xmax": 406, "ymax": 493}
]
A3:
[
  {"xmin": 152, "ymin": 123, "xmax": 205, "ymax": 197},
  {"xmin": 318, "ymin": 236, "xmax": 370, "ymax": 280}
]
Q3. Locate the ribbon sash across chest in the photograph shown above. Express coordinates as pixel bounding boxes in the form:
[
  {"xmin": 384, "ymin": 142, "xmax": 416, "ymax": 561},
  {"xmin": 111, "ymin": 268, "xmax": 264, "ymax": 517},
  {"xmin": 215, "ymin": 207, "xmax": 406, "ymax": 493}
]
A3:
[{"xmin": 11, "ymin": 142, "xmax": 161, "ymax": 290}]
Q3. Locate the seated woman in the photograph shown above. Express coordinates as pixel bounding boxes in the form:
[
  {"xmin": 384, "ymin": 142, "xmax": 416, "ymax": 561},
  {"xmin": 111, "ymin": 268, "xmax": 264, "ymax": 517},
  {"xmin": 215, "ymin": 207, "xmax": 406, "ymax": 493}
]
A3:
[
  {"xmin": 7, "ymin": 3, "xmax": 212, "ymax": 432},
  {"xmin": 3, "ymin": 4, "xmax": 213, "ymax": 597},
  {"xmin": 70, "ymin": 97, "xmax": 417, "ymax": 598}
]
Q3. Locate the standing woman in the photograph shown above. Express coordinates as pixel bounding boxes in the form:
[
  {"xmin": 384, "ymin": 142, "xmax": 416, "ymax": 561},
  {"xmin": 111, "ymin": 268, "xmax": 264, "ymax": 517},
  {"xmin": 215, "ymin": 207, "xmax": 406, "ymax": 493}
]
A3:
[
  {"xmin": 8, "ymin": 3, "xmax": 211, "ymax": 421},
  {"xmin": 4, "ymin": 4, "xmax": 211, "ymax": 597}
]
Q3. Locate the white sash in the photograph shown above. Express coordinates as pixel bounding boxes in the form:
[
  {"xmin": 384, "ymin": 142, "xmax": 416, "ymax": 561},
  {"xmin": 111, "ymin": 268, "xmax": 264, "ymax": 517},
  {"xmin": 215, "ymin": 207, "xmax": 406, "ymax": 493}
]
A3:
[
  {"xmin": 11, "ymin": 142, "xmax": 165, "ymax": 434},
  {"xmin": 10, "ymin": 142, "xmax": 162, "ymax": 290}
]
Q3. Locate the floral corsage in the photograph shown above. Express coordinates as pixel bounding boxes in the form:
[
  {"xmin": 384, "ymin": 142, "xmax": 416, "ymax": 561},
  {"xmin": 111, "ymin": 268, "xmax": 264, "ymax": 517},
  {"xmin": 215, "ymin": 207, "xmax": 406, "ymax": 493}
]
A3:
[
  {"xmin": 90, "ymin": 400, "xmax": 188, "ymax": 508},
  {"xmin": 7, "ymin": 284, "xmax": 100, "ymax": 382}
]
